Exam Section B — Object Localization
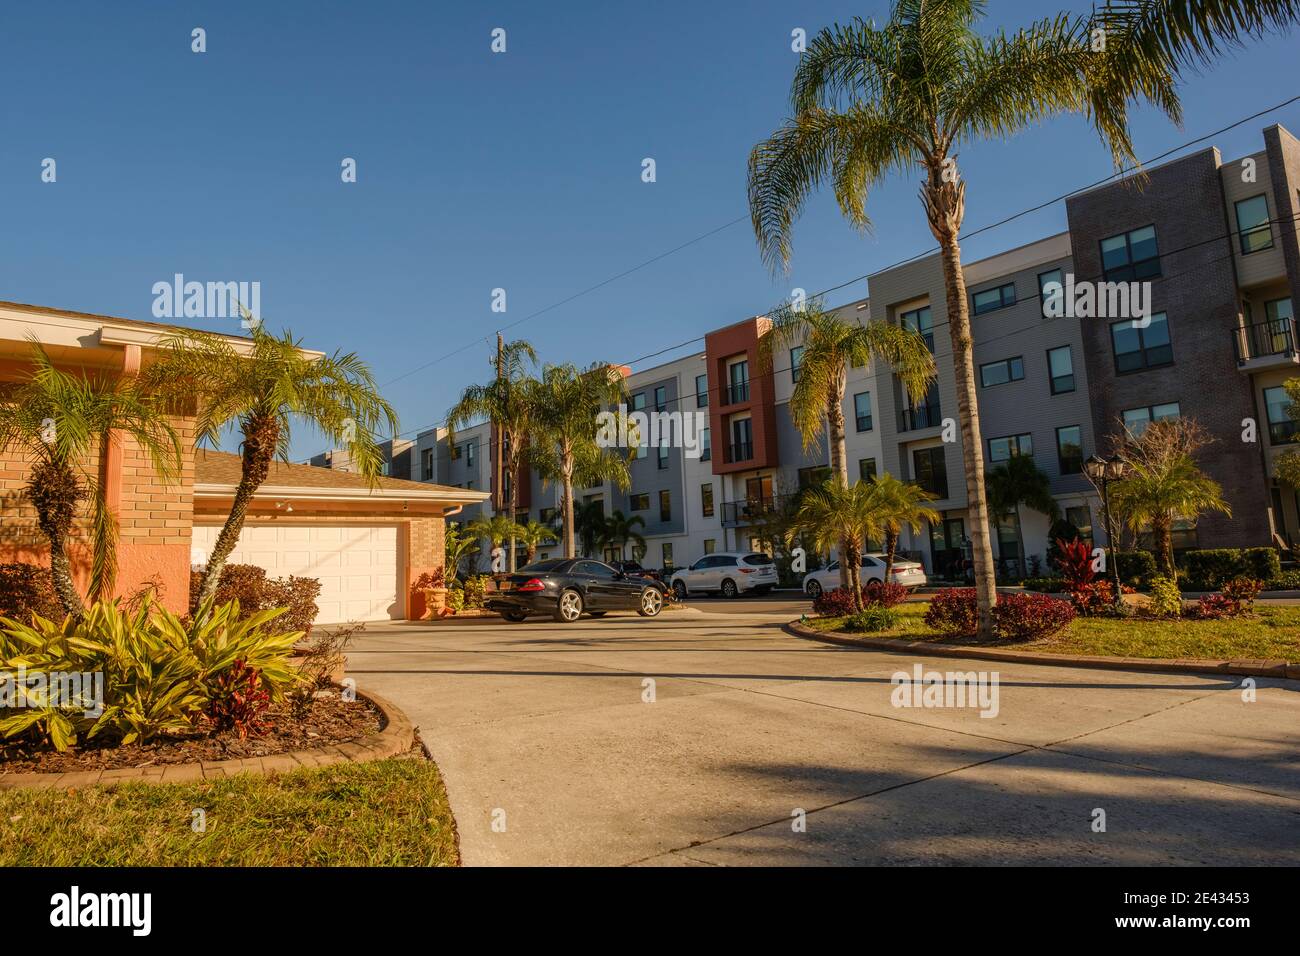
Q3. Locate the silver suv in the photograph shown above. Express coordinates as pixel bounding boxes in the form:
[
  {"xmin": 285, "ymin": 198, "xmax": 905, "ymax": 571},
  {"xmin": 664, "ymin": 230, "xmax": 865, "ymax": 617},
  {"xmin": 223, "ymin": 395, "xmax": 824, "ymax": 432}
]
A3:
[{"xmin": 669, "ymin": 552, "xmax": 778, "ymax": 599}]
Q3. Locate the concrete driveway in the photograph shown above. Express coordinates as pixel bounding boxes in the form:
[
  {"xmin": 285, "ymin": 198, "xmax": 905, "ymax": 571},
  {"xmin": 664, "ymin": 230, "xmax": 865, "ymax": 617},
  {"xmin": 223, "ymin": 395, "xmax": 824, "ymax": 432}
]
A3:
[{"xmin": 344, "ymin": 605, "xmax": 1300, "ymax": 866}]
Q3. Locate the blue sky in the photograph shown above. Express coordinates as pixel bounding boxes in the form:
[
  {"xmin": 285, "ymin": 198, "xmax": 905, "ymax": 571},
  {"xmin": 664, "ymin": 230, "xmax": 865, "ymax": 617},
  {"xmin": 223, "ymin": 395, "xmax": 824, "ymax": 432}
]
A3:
[{"xmin": 3, "ymin": 0, "xmax": 1298, "ymax": 460}]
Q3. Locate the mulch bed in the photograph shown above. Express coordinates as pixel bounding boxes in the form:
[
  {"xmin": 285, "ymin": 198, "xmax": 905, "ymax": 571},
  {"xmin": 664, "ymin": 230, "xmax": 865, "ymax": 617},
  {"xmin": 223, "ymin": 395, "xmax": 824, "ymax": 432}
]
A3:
[{"xmin": 0, "ymin": 689, "xmax": 383, "ymax": 774}]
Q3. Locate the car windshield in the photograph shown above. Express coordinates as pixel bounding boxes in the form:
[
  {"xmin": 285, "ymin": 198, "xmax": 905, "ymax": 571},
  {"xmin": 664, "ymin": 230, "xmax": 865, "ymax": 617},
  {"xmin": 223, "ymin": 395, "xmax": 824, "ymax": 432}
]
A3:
[{"xmin": 742, "ymin": 554, "xmax": 773, "ymax": 566}]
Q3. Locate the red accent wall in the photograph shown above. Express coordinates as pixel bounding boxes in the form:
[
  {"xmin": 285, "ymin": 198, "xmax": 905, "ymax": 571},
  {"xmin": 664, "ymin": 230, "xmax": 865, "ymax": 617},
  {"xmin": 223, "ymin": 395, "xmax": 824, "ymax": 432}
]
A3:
[{"xmin": 704, "ymin": 317, "xmax": 779, "ymax": 475}]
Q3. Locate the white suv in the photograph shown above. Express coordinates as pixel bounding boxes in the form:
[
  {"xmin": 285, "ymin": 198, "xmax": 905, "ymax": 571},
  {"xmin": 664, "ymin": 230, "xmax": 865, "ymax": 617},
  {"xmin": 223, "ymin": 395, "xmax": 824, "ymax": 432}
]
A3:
[
  {"xmin": 670, "ymin": 552, "xmax": 778, "ymax": 599},
  {"xmin": 802, "ymin": 553, "xmax": 926, "ymax": 598}
]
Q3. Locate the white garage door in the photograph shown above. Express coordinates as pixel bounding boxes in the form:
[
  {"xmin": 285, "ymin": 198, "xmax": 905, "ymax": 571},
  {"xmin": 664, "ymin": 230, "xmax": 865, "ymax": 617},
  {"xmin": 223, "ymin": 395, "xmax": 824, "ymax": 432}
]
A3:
[{"xmin": 193, "ymin": 523, "xmax": 402, "ymax": 624}]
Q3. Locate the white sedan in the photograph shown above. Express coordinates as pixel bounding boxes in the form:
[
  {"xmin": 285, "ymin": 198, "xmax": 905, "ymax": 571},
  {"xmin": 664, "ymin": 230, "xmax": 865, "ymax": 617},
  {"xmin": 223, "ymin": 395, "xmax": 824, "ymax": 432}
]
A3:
[{"xmin": 801, "ymin": 553, "xmax": 926, "ymax": 598}]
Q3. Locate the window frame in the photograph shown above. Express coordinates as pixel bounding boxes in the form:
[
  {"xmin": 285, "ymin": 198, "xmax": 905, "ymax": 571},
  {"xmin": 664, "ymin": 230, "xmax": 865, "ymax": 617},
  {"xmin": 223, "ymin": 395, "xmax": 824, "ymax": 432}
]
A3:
[
  {"xmin": 1046, "ymin": 345, "xmax": 1075, "ymax": 395},
  {"xmin": 1099, "ymin": 224, "xmax": 1161, "ymax": 282},
  {"xmin": 1037, "ymin": 268, "xmax": 1064, "ymax": 318},
  {"xmin": 979, "ymin": 356, "xmax": 1025, "ymax": 389},
  {"xmin": 659, "ymin": 489, "xmax": 672, "ymax": 523},
  {"xmin": 988, "ymin": 433, "xmax": 1033, "ymax": 464},
  {"xmin": 1234, "ymin": 194, "xmax": 1274, "ymax": 254},
  {"xmin": 853, "ymin": 391, "xmax": 873, "ymax": 432},
  {"xmin": 1055, "ymin": 425, "xmax": 1083, "ymax": 475},
  {"xmin": 971, "ymin": 281, "xmax": 1016, "ymax": 316},
  {"xmin": 1110, "ymin": 312, "xmax": 1172, "ymax": 374}
]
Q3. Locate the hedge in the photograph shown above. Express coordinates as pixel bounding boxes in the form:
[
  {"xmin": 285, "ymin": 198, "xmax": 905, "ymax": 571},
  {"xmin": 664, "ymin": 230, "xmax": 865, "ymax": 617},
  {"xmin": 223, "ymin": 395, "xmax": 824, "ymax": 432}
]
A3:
[
  {"xmin": 1114, "ymin": 550, "xmax": 1157, "ymax": 586},
  {"xmin": 1181, "ymin": 548, "xmax": 1281, "ymax": 591}
]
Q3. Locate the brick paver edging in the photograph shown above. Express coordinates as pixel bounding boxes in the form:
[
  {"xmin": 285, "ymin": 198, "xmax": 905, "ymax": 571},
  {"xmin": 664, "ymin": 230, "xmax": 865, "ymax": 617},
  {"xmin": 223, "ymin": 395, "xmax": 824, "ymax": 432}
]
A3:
[
  {"xmin": 0, "ymin": 690, "xmax": 415, "ymax": 791},
  {"xmin": 786, "ymin": 621, "xmax": 1300, "ymax": 682}
]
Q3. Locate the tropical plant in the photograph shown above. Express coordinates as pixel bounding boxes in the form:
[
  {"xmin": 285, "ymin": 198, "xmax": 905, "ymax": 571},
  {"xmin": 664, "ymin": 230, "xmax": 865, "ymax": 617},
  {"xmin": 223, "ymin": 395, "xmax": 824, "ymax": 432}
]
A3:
[
  {"xmin": 1054, "ymin": 537, "xmax": 1096, "ymax": 591},
  {"xmin": 444, "ymin": 524, "xmax": 481, "ymax": 578},
  {"xmin": 467, "ymin": 513, "xmax": 524, "ymax": 569},
  {"xmin": 603, "ymin": 509, "xmax": 647, "ymax": 561},
  {"xmin": 446, "ymin": 338, "xmax": 538, "ymax": 571},
  {"xmin": 0, "ymin": 344, "xmax": 182, "ymax": 616},
  {"xmin": 573, "ymin": 500, "xmax": 607, "ymax": 558},
  {"xmin": 869, "ymin": 474, "xmax": 940, "ymax": 581},
  {"xmin": 986, "ymin": 454, "xmax": 1060, "ymax": 577},
  {"xmin": 144, "ymin": 323, "xmax": 398, "ymax": 609},
  {"xmin": 514, "ymin": 520, "xmax": 556, "ymax": 566},
  {"xmin": 527, "ymin": 363, "xmax": 631, "ymax": 557},
  {"xmin": 794, "ymin": 479, "xmax": 887, "ymax": 613},
  {"xmin": 758, "ymin": 300, "xmax": 934, "ymax": 586},
  {"xmin": 1273, "ymin": 378, "xmax": 1300, "ymax": 489},
  {"xmin": 744, "ymin": 0, "xmax": 1300, "ymax": 637},
  {"xmin": 1148, "ymin": 575, "xmax": 1183, "ymax": 618}
]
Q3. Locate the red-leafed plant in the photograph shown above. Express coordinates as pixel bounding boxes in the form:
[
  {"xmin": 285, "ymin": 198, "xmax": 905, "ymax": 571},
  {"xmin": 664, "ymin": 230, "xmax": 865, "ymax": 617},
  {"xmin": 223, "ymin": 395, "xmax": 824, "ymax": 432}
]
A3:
[
  {"xmin": 924, "ymin": 588, "xmax": 980, "ymax": 636},
  {"xmin": 1222, "ymin": 577, "xmax": 1263, "ymax": 608},
  {"xmin": 862, "ymin": 580, "xmax": 909, "ymax": 609},
  {"xmin": 207, "ymin": 659, "xmax": 271, "ymax": 739},
  {"xmin": 1054, "ymin": 537, "xmax": 1095, "ymax": 591},
  {"xmin": 991, "ymin": 592, "xmax": 1076, "ymax": 641},
  {"xmin": 812, "ymin": 587, "xmax": 858, "ymax": 617}
]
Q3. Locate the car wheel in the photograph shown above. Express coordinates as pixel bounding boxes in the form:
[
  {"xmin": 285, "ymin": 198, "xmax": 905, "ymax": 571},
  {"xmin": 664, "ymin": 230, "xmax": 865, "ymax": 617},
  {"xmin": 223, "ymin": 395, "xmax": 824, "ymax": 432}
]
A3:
[
  {"xmin": 637, "ymin": 587, "xmax": 663, "ymax": 617},
  {"xmin": 720, "ymin": 578, "xmax": 738, "ymax": 599},
  {"xmin": 806, "ymin": 579, "xmax": 823, "ymax": 599},
  {"xmin": 501, "ymin": 611, "xmax": 528, "ymax": 623},
  {"xmin": 673, "ymin": 580, "xmax": 687, "ymax": 600},
  {"xmin": 554, "ymin": 589, "xmax": 584, "ymax": 623}
]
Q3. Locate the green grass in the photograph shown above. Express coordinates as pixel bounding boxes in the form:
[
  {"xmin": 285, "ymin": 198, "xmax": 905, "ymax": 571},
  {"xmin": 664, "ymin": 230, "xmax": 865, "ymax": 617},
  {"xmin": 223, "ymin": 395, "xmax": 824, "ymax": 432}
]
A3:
[
  {"xmin": 809, "ymin": 601, "xmax": 1300, "ymax": 661},
  {"xmin": 0, "ymin": 758, "xmax": 459, "ymax": 866}
]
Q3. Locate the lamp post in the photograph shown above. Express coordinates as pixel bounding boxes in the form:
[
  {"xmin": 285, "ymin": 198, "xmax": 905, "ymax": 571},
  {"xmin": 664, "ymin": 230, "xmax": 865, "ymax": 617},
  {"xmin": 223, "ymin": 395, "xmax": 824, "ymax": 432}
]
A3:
[{"xmin": 1083, "ymin": 454, "xmax": 1128, "ymax": 611}]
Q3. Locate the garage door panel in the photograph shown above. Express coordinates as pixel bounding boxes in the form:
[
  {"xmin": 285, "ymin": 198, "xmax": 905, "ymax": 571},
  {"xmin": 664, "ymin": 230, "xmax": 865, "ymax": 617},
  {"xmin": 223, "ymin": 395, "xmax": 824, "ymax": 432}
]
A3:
[{"xmin": 193, "ymin": 523, "xmax": 402, "ymax": 625}]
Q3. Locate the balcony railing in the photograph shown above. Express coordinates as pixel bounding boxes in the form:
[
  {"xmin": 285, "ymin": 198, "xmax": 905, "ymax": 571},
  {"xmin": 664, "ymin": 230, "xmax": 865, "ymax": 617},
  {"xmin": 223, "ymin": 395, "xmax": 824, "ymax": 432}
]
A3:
[
  {"xmin": 722, "ymin": 494, "xmax": 793, "ymax": 526},
  {"xmin": 726, "ymin": 441, "xmax": 753, "ymax": 463},
  {"xmin": 725, "ymin": 381, "xmax": 750, "ymax": 404},
  {"xmin": 1234, "ymin": 318, "xmax": 1296, "ymax": 364},
  {"xmin": 898, "ymin": 403, "xmax": 942, "ymax": 432}
]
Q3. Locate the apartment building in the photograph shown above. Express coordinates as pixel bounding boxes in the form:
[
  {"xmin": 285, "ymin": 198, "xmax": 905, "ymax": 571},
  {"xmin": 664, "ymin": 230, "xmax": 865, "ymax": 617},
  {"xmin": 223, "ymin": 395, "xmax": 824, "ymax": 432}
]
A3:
[{"xmin": 364, "ymin": 123, "xmax": 1300, "ymax": 579}]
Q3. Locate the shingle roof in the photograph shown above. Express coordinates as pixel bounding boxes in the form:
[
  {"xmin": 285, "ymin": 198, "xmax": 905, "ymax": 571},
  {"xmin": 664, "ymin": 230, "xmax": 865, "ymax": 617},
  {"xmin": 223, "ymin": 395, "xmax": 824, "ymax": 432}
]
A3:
[{"xmin": 195, "ymin": 449, "xmax": 485, "ymax": 500}]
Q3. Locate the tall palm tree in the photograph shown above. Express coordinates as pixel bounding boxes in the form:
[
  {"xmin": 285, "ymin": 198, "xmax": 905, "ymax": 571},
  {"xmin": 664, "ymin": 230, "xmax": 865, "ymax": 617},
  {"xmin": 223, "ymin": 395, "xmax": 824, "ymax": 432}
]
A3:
[
  {"xmin": 145, "ymin": 323, "xmax": 398, "ymax": 607},
  {"xmin": 573, "ymin": 499, "xmax": 607, "ymax": 558},
  {"xmin": 527, "ymin": 363, "xmax": 631, "ymax": 558},
  {"xmin": 603, "ymin": 509, "xmax": 646, "ymax": 561},
  {"xmin": 985, "ymin": 454, "xmax": 1060, "ymax": 578},
  {"xmin": 0, "ymin": 344, "xmax": 182, "ymax": 615},
  {"xmin": 759, "ymin": 299, "xmax": 934, "ymax": 587},
  {"xmin": 467, "ymin": 513, "xmax": 523, "ymax": 569},
  {"xmin": 514, "ymin": 519, "xmax": 554, "ymax": 566},
  {"xmin": 746, "ymin": 2, "xmax": 1191, "ymax": 638},
  {"xmin": 446, "ymin": 339, "xmax": 538, "ymax": 572},
  {"xmin": 795, "ymin": 479, "xmax": 891, "ymax": 613},
  {"xmin": 869, "ymin": 473, "xmax": 940, "ymax": 582}
]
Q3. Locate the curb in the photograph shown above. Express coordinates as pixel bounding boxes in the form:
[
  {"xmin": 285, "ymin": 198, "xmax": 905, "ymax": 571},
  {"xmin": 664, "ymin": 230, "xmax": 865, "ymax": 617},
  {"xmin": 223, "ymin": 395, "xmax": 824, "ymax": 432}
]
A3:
[
  {"xmin": 0, "ymin": 689, "xmax": 415, "ymax": 792},
  {"xmin": 785, "ymin": 621, "xmax": 1300, "ymax": 682}
]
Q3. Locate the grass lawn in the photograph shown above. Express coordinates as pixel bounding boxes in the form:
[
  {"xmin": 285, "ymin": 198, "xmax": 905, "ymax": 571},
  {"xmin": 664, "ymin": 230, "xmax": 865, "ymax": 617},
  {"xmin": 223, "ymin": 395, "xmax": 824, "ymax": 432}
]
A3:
[
  {"xmin": 807, "ymin": 601, "xmax": 1300, "ymax": 661},
  {"xmin": 0, "ymin": 758, "xmax": 458, "ymax": 866}
]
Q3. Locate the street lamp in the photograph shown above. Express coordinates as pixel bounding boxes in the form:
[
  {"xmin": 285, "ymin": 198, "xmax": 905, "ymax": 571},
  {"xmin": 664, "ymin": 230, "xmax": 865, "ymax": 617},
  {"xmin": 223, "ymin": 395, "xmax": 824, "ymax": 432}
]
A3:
[{"xmin": 1083, "ymin": 454, "xmax": 1128, "ymax": 611}]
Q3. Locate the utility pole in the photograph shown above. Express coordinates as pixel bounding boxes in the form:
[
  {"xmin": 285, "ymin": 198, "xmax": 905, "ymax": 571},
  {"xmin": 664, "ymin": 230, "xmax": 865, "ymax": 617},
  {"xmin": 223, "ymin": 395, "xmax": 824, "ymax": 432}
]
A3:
[{"xmin": 495, "ymin": 331, "xmax": 504, "ymax": 519}]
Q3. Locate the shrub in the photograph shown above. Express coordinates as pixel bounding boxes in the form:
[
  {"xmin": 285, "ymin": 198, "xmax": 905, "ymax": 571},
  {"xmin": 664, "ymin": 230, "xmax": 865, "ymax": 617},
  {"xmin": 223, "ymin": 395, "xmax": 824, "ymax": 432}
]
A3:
[
  {"xmin": 1264, "ymin": 569, "xmax": 1300, "ymax": 591},
  {"xmin": 1054, "ymin": 538, "xmax": 1095, "ymax": 590},
  {"xmin": 190, "ymin": 565, "xmax": 321, "ymax": 635},
  {"xmin": 206, "ymin": 658, "xmax": 271, "ymax": 739},
  {"xmin": 1222, "ymin": 577, "xmax": 1263, "ymax": 609},
  {"xmin": 445, "ymin": 587, "xmax": 466, "ymax": 614},
  {"xmin": 1147, "ymin": 576, "xmax": 1182, "ymax": 618},
  {"xmin": 192, "ymin": 564, "xmax": 268, "ymax": 613},
  {"xmin": 1069, "ymin": 580, "xmax": 1115, "ymax": 616},
  {"xmin": 991, "ymin": 593, "xmax": 1076, "ymax": 641},
  {"xmin": 1023, "ymin": 577, "xmax": 1066, "ymax": 593},
  {"xmin": 0, "ymin": 563, "xmax": 61, "ymax": 622},
  {"xmin": 862, "ymin": 580, "xmax": 908, "ymax": 608},
  {"xmin": 1045, "ymin": 520, "xmax": 1082, "ymax": 571},
  {"xmin": 1115, "ymin": 550, "xmax": 1157, "ymax": 587},
  {"xmin": 1192, "ymin": 594, "xmax": 1237, "ymax": 620},
  {"xmin": 260, "ymin": 576, "xmax": 322, "ymax": 636},
  {"xmin": 1182, "ymin": 548, "xmax": 1282, "ymax": 591},
  {"xmin": 924, "ymin": 588, "xmax": 979, "ymax": 637},
  {"xmin": 462, "ymin": 575, "xmax": 490, "ymax": 609},
  {"xmin": 813, "ymin": 587, "xmax": 858, "ymax": 617},
  {"xmin": 843, "ymin": 606, "xmax": 900, "ymax": 633}
]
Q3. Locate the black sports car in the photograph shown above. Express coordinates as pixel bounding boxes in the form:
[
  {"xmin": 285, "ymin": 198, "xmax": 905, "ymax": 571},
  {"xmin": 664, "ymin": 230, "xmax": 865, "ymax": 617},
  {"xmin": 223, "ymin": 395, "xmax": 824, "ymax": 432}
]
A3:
[{"xmin": 486, "ymin": 558, "xmax": 666, "ymax": 623}]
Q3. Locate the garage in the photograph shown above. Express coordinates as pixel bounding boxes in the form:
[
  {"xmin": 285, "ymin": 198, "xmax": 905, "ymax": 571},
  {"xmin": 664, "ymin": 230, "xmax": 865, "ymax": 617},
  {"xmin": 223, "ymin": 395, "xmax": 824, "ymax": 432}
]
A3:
[
  {"xmin": 191, "ymin": 449, "xmax": 490, "ymax": 625},
  {"xmin": 192, "ymin": 523, "xmax": 402, "ymax": 624}
]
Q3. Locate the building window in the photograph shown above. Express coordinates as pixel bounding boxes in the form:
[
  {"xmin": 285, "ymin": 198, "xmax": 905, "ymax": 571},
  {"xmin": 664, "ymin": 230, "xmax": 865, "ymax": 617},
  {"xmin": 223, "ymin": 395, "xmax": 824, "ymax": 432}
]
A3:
[
  {"xmin": 859, "ymin": 458, "xmax": 877, "ymax": 482},
  {"xmin": 1047, "ymin": 346, "xmax": 1075, "ymax": 394},
  {"xmin": 1065, "ymin": 505, "xmax": 1092, "ymax": 544},
  {"xmin": 727, "ymin": 361, "xmax": 750, "ymax": 404},
  {"xmin": 972, "ymin": 281, "xmax": 1016, "ymax": 316},
  {"xmin": 798, "ymin": 465, "xmax": 831, "ymax": 489},
  {"xmin": 657, "ymin": 443, "xmax": 669, "ymax": 469},
  {"xmin": 790, "ymin": 346, "xmax": 804, "ymax": 383},
  {"xmin": 730, "ymin": 418, "xmax": 753, "ymax": 462},
  {"xmin": 900, "ymin": 305, "xmax": 934, "ymax": 352},
  {"xmin": 662, "ymin": 543, "xmax": 674, "ymax": 570},
  {"xmin": 1100, "ymin": 225, "xmax": 1160, "ymax": 281},
  {"xmin": 630, "ymin": 493, "xmax": 649, "ymax": 511},
  {"xmin": 988, "ymin": 433, "xmax": 1032, "ymax": 463},
  {"xmin": 1111, "ymin": 312, "xmax": 1172, "ymax": 372},
  {"xmin": 631, "ymin": 391, "xmax": 648, "ymax": 459},
  {"xmin": 912, "ymin": 446, "xmax": 948, "ymax": 499},
  {"xmin": 465, "ymin": 443, "xmax": 475, "ymax": 468},
  {"xmin": 1122, "ymin": 402, "xmax": 1180, "ymax": 437},
  {"xmin": 632, "ymin": 392, "xmax": 646, "ymax": 411},
  {"xmin": 1265, "ymin": 386, "xmax": 1298, "ymax": 444},
  {"xmin": 659, "ymin": 490, "xmax": 672, "ymax": 522},
  {"xmin": 854, "ymin": 391, "xmax": 872, "ymax": 431},
  {"xmin": 696, "ymin": 374, "xmax": 709, "ymax": 408},
  {"xmin": 1056, "ymin": 426, "xmax": 1083, "ymax": 475},
  {"xmin": 421, "ymin": 448, "xmax": 434, "ymax": 480},
  {"xmin": 701, "ymin": 483, "xmax": 714, "ymax": 517},
  {"xmin": 654, "ymin": 385, "xmax": 667, "ymax": 412},
  {"xmin": 1038, "ymin": 268, "xmax": 1064, "ymax": 318},
  {"xmin": 1235, "ymin": 194, "xmax": 1273, "ymax": 254},
  {"xmin": 703, "ymin": 539, "xmax": 716, "ymax": 554},
  {"xmin": 700, "ymin": 427, "xmax": 711, "ymax": 461},
  {"xmin": 1267, "ymin": 297, "xmax": 1294, "ymax": 328},
  {"xmin": 979, "ymin": 356, "xmax": 1024, "ymax": 388}
]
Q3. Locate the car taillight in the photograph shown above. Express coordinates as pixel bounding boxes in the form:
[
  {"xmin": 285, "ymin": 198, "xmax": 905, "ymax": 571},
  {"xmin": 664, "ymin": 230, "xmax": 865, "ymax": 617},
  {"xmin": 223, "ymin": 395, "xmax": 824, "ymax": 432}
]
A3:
[
  {"xmin": 739, "ymin": 567, "xmax": 754, "ymax": 573},
  {"xmin": 517, "ymin": 578, "xmax": 546, "ymax": 592}
]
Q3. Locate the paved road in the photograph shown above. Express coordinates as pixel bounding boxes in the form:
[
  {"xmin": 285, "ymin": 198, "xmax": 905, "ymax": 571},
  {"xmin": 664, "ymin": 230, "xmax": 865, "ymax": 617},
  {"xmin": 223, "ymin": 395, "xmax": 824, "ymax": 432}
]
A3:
[{"xmin": 345, "ymin": 606, "xmax": 1300, "ymax": 866}]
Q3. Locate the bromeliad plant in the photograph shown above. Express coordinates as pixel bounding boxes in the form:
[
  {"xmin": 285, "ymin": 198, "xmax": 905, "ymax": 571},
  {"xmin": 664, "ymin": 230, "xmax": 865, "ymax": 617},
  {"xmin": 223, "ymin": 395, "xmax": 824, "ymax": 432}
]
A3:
[{"xmin": 0, "ymin": 598, "xmax": 303, "ymax": 752}]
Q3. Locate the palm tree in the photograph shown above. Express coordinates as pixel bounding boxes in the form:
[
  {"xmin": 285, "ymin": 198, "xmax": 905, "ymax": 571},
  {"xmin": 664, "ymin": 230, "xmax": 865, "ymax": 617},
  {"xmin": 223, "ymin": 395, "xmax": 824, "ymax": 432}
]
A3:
[
  {"xmin": 746, "ymin": 3, "xmax": 1195, "ymax": 638},
  {"xmin": 0, "ymin": 344, "xmax": 182, "ymax": 615},
  {"xmin": 985, "ymin": 454, "xmax": 1060, "ymax": 578},
  {"xmin": 514, "ymin": 519, "xmax": 554, "ymax": 566},
  {"xmin": 467, "ymin": 513, "xmax": 523, "ymax": 570},
  {"xmin": 145, "ymin": 323, "xmax": 398, "ymax": 608},
  {"xmin": 446, "ymin": 339, "xmax": 538, "ymax": 572},
  {"xmin": 573, "ymin": 499, "xmax": 607, "ymax": 558},
  {"xmin": 759, "ymin": 299, "xmax": 934, "ymax": 587},
  {"xmin": 795, "ymin": 479, "xmax": 890, "ymax": 613},
  {"xmin": 527, "ymin": 363, "xmax": 631, "ymax": 558},
  {"xmin": 869, "ymin": 474, "xmax": 940, "ymax": 582},
  {"xmin": 603, "ymin": 509, "xmax": 646, "ymax": 561}
]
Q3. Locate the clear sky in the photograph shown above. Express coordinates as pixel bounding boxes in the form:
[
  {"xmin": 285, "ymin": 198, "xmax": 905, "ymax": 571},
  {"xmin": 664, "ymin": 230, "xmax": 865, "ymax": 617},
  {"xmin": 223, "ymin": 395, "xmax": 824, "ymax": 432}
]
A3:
[{"xmin": 3, "ymin": 0, "xmax": 1298, "ymax": 460}]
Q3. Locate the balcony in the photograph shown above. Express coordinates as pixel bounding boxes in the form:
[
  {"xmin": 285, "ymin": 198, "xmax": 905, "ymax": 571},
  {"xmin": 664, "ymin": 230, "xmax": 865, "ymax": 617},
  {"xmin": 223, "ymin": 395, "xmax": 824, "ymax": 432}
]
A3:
[
  {"xmin": 726, "ymin": 441, "xmax": 753, "ymax": 463},
  {"xmin": 724, "ymin": 381, "xmax": 750, "ymax": 405},
  {"xmin": 1234, "ymin": 318, "xmax": 1298, "ymax": 373},
  {"xmin": 722, "ymin": 494, "xmax": 789, "ymax": 527},
  {"xmin": 898, "ymin": 403, "xmax": 942, "ymax": 432}
]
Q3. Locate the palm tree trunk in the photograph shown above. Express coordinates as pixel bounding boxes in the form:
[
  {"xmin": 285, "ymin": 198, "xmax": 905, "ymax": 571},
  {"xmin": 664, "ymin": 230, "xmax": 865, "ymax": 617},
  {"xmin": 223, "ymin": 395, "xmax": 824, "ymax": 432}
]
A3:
[
  {"xmin": 924, "ymin": 171, "xmax": 997, "ymax": 641},
  {"xmin": 560, "ymin": 448, "xmax": 576, "ymax": 559},
  {"xmin": 847, "ymin": 543, "xmax": 864, "ymax": 613},
  {"xmin": 1014, "ymin": 508, "xmax": 1026, "ymax": 578},
  {"xmin": 506, "ymin": 435, "xmax": 519, "ymax": 573},
  {"xmin": 29, "ymin": 458, "xmax": 86, "ymax": 617},
  {"xmin": 884, "ymin": 526, "xmax": 898, "ymax": 582},
  {"xmin": 1153, "ymin": 512, "xmax": 1174, "ymax": 577},
  {"xmin": 827, "ymin": 383, "xmax": 851, "ymax": 591},
  {"xmin": 199, "ymin": 415, "xmax": 277, "ymax": 608}
]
